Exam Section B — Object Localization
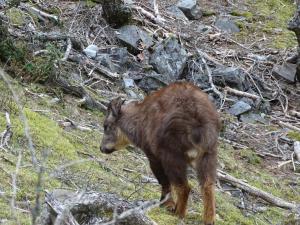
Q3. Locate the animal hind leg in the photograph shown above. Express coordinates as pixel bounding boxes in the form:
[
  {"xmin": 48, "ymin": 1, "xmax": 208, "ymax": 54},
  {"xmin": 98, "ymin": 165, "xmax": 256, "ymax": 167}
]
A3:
[
  {"xmin": 148, "ymin": 156, "xmax": 175, "ymax": 211},
  {"xmin": 163, "ymin": 155, "xmax": 190, "ymax": 218},
  {"xmin": 196, "ymin": 151, "xmax": 217, "ymax": 225}
]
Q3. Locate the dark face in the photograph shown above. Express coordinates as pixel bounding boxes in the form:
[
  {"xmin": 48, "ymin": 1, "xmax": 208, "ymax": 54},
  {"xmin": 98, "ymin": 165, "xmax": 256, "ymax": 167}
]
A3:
[{"xmin": 100, "ymin": 98, "xmax": 130, "ymax": 154}]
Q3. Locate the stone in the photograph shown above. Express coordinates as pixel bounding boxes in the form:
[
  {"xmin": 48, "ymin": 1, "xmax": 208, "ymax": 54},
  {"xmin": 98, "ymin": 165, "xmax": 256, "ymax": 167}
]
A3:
[
  {"xmin": 228, "ymin": 101, "xmax": 251, "ymax": 116},
  {"xmin": 83, "ymin": 44, "xmax": 99, "ymax": 59},
  {"xmin": 123, "ymin": 78, "xmax": 135, "ymax": 88},
  {"xmin": 136, "ymin": 71, "xmax": 170, "ymax": 93},
  {"xmin": 212, "ymin": 66, "xmax": 249, "ymax": 91},
  {"xmin": 197, "ymin": 24, "xmax": 211, "ymax": 33},
  {"xmin": 96, "ymin": 47, "xmax": 129, "ymax": 73},
  {"xmin": 273, "ymin": 62, "xmax": 297, "ymax": 83},
  {"xmin": 102, "ymin": 0, "xmax": 132, "ymax": 28},
  {"xmin": 240, "ymin": 112, "xmax": 269, "ymax": 124},
  {"xmin": 149, "ymin": 36, "xmax": 188, "ymax": 81},
  {"xmin": 166, "ymin": 5, "xmax": 188, "ymax": 21},
  {"xmin": 215, "ymin": 17, "xmax": 240, "ymax": 33},
  {"xmin": 177, "ymin": 0, "xmax": 202, "ymax": 20},
  {"xmin": 116, "ymin": 25, "xmax": 153, "ymax": 54}
]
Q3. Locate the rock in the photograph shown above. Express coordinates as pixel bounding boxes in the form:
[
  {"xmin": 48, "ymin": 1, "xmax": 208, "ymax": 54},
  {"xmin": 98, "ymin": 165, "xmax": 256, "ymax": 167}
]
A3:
[
  {"xmin": 228, "ymin": 101, "xmax": 251, "ymax": 116},
  {"xmin": 83, "ymin": 44, "xmax": 99, "ymax": 59},
  {"xmin": 116, "ymin": 25, "xmax": 154, "ymax": 54},
  {"xmin": 136, "ymin": 71, "xmax": 170, "ymax": 93},
  {"xmin": 149, "ymin": 36, "xmax": 188, "ymax": 81},
  {"xmin": 212, "ymin": 66, "xmax": 248, "ymax": 91},
  {"xmin": 123, "ymin": 78, "xmax": 135, "ymax": 88},
  {"xmin": 215, "ymin": 17, "xmax": 240, "ymax": 33},
  {"xmin": 166, "ymin": 5, "xmax": 188, "ymax": 21},
  {"xmin": 177, "ymin": 0, "xmax": 202, "ymax": 20},
  {"xmin": 197, "ymin": 24, "xmax": 212, "ymax": 33},
  {"xmin": 96, "ymin": 47, "xmax": 129, "ymax": 73},
  {"xmin": 102, "ymin": 0, "xmax": 132, "ymax": 28},
  {"xmin": 240, "ymin": 112, "xmax": 269, "ymax": 124},
  {"xmin": 273, "ymin": 62, "xmax": 297, "ymax": 83}
]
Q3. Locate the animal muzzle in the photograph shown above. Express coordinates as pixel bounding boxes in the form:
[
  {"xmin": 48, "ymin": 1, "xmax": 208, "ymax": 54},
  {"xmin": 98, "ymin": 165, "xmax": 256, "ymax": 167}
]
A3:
[{"xmin": 100, "ymin": 145, "xmax": 115, "ymax": 154}]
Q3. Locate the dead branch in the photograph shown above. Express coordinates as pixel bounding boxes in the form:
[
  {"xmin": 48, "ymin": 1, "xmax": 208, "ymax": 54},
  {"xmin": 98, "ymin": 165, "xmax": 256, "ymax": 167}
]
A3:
[
  {"xmin": 278, "ymin": 121, "xmax": 300, "ymax": 132},
  {"xmin": 224, "ymin": 86, "xmax": 260, "ymax": 100},
  {"xmin": 61, "ymin": 38, "xmax": 72, "ymax": 61},
  {"xmin": 290, "ymin": 110, "xmax": 300, "ymax": 118},
  {"xmin": 294, "ymin": 141, "xmax": 300, "ymax": 162},
  {"xmin": 198, "ymin": 50, "xmax": 224, "ymax": 99},
  {"xmin": 217, "ymin": 170, "xmax": 298, "ymax": 210},
  {"xmin": 19, "ymin": 3, "xmax": 58, "ymax": 22},
  {"xmin": 132, "ymin": 5, "xmax": 165, "ymax": 25}
]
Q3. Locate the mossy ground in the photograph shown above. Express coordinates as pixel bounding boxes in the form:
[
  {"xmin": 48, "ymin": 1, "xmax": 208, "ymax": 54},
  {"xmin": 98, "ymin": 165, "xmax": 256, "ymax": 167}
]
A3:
[
  {"xmin": 0, "ymin": 78, "xmax": 299, "ymax": 225},
  {"xmin": 232, "ymin": 0, "xmax": 297, "ymax": 49}
]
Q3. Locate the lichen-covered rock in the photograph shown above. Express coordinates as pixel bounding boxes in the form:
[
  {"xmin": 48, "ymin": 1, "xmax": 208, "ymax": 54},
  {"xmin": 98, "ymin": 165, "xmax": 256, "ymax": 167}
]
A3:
[
  {"xmin": 149, "ymin": 36, "xmax": 188, "ymax": 81},
  {"xmin": 116, "ymin": 25, "xmax": 154, "ymax": 54}
]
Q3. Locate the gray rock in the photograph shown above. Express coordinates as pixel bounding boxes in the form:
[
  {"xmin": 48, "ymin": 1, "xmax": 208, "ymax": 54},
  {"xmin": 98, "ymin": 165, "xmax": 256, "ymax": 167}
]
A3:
[
  {"xmin": 212, "ymin": 66, "xmax": 248, "ymax": 91},
  {"xmin": 228, "ymin": 101, "xmax": 251, "ymax": 116},
  {"xmin": 166, "ymin": 5, "xmax": 188, "ymax": 21},
  {"xmin": 83, "ymin": 45, "xmax": 99, "ymax": 59},
  {"xmin": 149, "ymin": 36, "xmax": 188, "ymax": 81},
  {"xmin": 96, "ymin": 47, "xmax": 129, "ymax": 73},
  {"xmin": 116, "ymin": 25, "xmax": 154, "ymax": 54},
  {"xmin": 273, "ymin": 62, "xmax": 297, "ymax": 83},
  {"xmin": 197, "ymin": 24, "xmax": 212, "ymax": 33},
  {"xmin": 123, "ymin": 78, "xmax": 135, "ymax": 88},
  {"xmin": 240, "ymin": 112, "xmax": 269, "ymax": 124},
  {"xmin": 177, "ymin": 0, "xmax": 202, "ymax": 20},
  {"xmin": 215, "ymin": 17, "xmax": 240, "ymax": 33},
  {"xmin": 137, "ymin": 71, "xmax": 170, "ymax": 93}
]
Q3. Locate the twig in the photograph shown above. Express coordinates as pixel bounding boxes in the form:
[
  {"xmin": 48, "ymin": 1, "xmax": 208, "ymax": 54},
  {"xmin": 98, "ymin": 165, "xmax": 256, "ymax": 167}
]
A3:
[
  {"xmin": 224, "ymin": 86, "xmax": 260, "ymax": 100},
  {"xmin": 217, "ymin": 170, "xmax": 298, "ymax": 210},
  {"xmin": 132, "ymin": 5, "xmax": 165, "ymax": 25},
  {"xmin": 290, "ymin": 110, "xmax": 300, "ymax": 118}
]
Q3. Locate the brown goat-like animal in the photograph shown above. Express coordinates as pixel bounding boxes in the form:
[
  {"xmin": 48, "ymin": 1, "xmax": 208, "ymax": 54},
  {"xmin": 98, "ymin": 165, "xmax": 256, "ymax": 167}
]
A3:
[{"xmin": 100, "ymin": 81, "xmax": 220, "ymax": 225}]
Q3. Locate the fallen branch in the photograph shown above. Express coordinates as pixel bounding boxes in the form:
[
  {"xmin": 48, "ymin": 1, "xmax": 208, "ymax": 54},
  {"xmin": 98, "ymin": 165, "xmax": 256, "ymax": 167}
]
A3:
[
  {"xmin": 294, "ymin": 141, "xmax": 300, "ymax": 162},
  {"xmin": 278, "ymin": 121, "xmax": 300, "ymax": 132},
  {"xmin": 290, "ymin": 110, "xmax": 300, "ymax": 118},
  {"xmin": 20, "ymin": 3, "xmax": 58, "ymax": 22},
  {"xmin": 198, "ymin": 50, "xmax": 224, "ymax": 99},
  {"xmin": 217, "ymin": 170, "xmax": 298, "ymax": 210},
  {"xmin": 61, "ymin": 38, "xmax": 72, "ymax": 61},
  {"xmin": 224, "ymin": 86, "xmax": 260, "ymax": 100},
  {"xmin": 132, "ymin": 5, "xmax": 165, "ymax": 25}
]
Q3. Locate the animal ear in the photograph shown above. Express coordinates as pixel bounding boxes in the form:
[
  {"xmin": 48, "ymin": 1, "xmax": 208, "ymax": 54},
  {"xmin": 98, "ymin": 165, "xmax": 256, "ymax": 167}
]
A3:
[{"xmin": 110, "ymin": 97, "xmax": 125, "ymax": 117}]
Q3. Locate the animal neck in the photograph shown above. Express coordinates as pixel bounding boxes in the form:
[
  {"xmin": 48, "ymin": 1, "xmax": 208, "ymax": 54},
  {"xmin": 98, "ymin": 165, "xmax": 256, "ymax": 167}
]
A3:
[{"xmin": 118, "ymin": 102, "xmax": 144, "ymax": 148}]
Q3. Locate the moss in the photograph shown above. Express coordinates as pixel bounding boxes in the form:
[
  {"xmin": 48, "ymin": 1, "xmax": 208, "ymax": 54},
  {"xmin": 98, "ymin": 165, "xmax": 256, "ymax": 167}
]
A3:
[
  {"xmin": 287, "ymin": 131, "xmax": 300, "ymax": 141},
  {"xmin": 231, "ymin": 10, "xmax": 253, "ymax": 21},
  {"xmin": 239, "ymin": 149, "xmax": 262, "ymax": 165},
  {"xmin": 6, "ymin": 8, "xmax": 25, "ymax": 26},
  {"xmin": 251, "ymin": 0, "xmax": 297, "ymax": 49},
  {"xmin": 148, "ymin": 208, "xmax": 179, "ymax": 225},
  {"xmin": 202, "ymin": 10, "xmax": 216, "ymax": 17}
]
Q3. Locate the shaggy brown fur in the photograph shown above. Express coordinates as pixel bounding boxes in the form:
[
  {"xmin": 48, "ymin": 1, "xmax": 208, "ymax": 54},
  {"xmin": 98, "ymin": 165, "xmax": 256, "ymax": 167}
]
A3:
[{"xmin": 100, "ymin": 81, "xmax": 220, "ymax": 224}]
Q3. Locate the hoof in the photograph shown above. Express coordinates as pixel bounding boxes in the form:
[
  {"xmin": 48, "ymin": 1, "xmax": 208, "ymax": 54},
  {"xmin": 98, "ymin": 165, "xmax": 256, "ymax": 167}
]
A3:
[{"xmin": 160, "ymin": 199, "xmax": 176, "ymax": 212}]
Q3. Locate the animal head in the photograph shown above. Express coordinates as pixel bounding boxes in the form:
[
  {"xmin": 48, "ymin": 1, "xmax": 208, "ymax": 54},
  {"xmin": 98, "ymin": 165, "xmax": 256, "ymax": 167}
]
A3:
[{"xmin": 100, "ymin": 97, "xmax": 130, "ymax": 154}]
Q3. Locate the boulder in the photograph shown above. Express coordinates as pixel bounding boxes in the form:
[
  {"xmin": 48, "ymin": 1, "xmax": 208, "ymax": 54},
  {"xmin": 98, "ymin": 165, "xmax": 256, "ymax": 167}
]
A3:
[
  {"xmin": 215, "ymin": 17, "xmax": 240, "ymax": 33},
  {"xmin": 136, "ymin": 71, "xmax": 171, "ymax": 93},
  {"xmin": 149, "ymin": 36, "xmax": 188, "ymax": 81},
  {"xmin": 116, "ymin": 25, "xmax": 154, "ymax": 54},
  {"xmin": 96, "ymin": 47, "xmax": 129, "ymax": 73},
  {"xmin": 166, "ymin": 5, "xmax": 188, "ymax": 21},
  {"xmin": 273, "ymin": 62, "xmax": 297, "ymax": 83},
  {"xmin": 212, "ymin": 66, "xmax": 249, "ymax": 91},
  {"xmin": 228, "ymin": 101, "xmax": 251, "ymax": 116},
  {"xmin": 177, "ymin": 0, "xmax": 202, "ymax": 20}
]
